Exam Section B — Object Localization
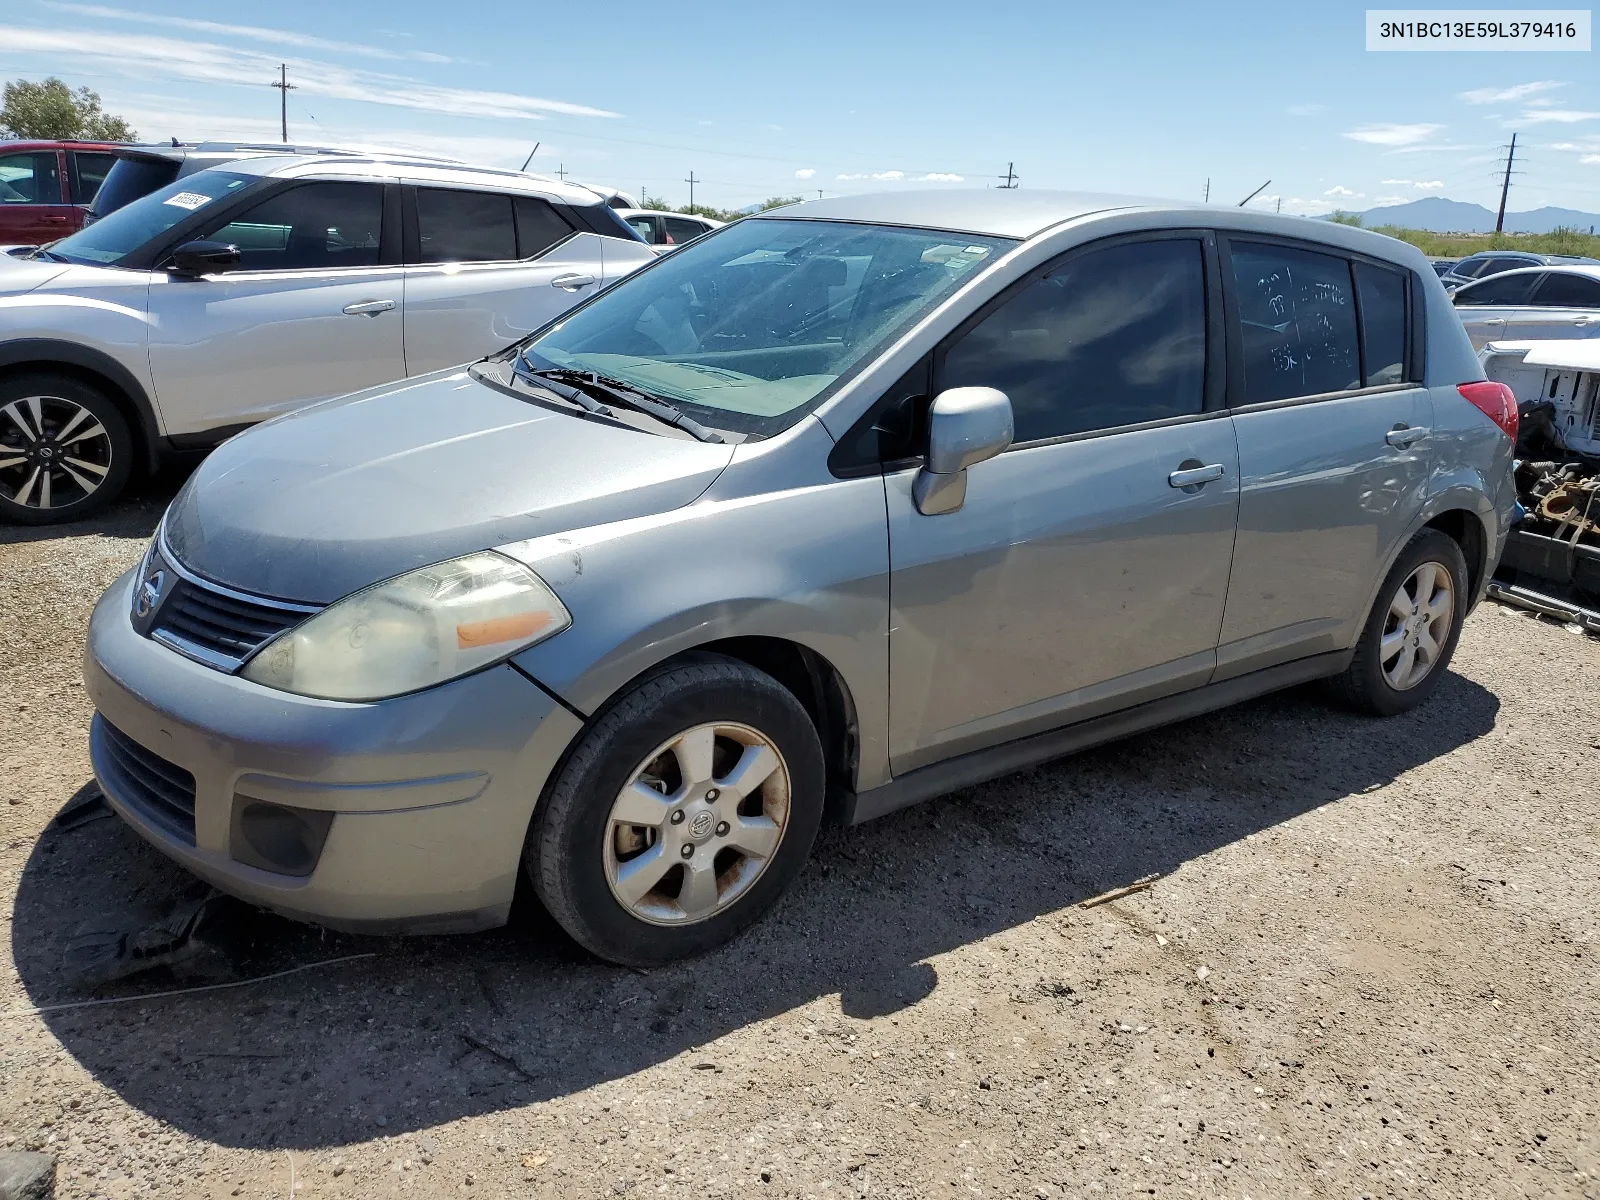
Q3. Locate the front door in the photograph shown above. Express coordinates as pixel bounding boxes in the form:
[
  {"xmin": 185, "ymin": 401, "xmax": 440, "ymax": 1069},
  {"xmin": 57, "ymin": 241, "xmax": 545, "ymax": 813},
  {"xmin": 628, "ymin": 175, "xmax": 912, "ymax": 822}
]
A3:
[
  {"xmin": 401, "ymin": 186, "xmax": 609, "ymax": 375},
  {"xmin": 886, "ymin": 234, "xmax": 1239, "ymax": 774},
  {"xmin": 1218, "ymin": 240, "xmax": 1434, "ymax": 676},
  {"xmin": 145, "ymin": 180, "xmax": 405, "ymax": 436}
]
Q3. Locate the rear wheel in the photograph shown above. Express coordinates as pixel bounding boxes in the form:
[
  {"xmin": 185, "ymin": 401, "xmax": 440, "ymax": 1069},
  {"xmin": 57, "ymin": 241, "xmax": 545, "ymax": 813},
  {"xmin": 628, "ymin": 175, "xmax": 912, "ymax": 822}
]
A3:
[
  {"xmin": 1328, "ymin": 528, "xmax": 1468, "ymax": 716},
  {"xmin": 0, "ymin": 373, "xmax": 133, "ymax": 525},
  {"xmin": 528, "ymin": 655, "xmax": 826, "ymax": 966}
]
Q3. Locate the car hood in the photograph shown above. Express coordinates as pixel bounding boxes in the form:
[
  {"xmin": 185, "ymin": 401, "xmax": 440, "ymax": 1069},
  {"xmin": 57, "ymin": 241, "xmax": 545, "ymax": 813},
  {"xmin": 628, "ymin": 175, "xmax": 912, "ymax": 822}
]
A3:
[
  {"xmin": 0, "ymin": 251, "xmax": 72, "ymax": 295},
  {"xmin": 163, "ymin": 369, "xmax": 736, "ymax": 604}
]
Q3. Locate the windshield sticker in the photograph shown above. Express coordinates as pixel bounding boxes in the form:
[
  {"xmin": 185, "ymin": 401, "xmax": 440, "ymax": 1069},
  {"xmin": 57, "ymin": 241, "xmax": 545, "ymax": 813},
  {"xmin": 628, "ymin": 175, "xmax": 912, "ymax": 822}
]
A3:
[
  {"xmin": 162, "ymin": 192, "xmax": 214, "ymax": 211},
  {"xmin": 922, "ymin": 244, "xmax": 992, "ymax": 271}
]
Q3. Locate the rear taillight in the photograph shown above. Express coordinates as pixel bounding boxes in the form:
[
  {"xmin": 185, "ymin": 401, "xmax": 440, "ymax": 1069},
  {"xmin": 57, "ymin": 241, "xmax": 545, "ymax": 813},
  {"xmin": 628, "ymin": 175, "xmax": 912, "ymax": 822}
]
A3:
[{"xmin": 1458, "ymin": 381, "xmax": 1519, "ymax": 441}]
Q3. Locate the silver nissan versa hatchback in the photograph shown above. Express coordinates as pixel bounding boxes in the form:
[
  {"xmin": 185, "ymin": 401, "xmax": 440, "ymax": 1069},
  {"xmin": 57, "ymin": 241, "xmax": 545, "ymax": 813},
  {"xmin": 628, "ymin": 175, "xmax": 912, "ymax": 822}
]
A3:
[{"xmin": 85, "ymin": 190, "xmax": 1518, "ymax": 966}]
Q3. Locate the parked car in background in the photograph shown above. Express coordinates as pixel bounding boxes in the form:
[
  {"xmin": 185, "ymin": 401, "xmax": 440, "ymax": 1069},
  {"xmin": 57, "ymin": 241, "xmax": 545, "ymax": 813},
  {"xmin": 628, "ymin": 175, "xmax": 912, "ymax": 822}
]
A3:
[
  {"xmin": 86, "ymin": 140, "xmax": 463, "ymax": 223},
  {"xmin": 1451, "ymin": 265, "xmax": 1600, "ymax": 349},
  {"xmin": 0, "ymin": 153, "xmax": 652, "ymax": 523},
  {"xmin": 617, "ymin": 208, "xmax": 723, "ymax": 252},
  {"xmin": 0, "ymin": 139, "xmax": 127, "ymax": 244},
  {"xmin": 1440, "ymin": 249, "xmax": 1598, "ymax": 293},
  {"xmin": 83, "ymin": 190, "xmax": 1514, "ymax": 966},
  {"xmin": 1429, "ymin": 257, "xmax": 1459, "ymax": 277}
]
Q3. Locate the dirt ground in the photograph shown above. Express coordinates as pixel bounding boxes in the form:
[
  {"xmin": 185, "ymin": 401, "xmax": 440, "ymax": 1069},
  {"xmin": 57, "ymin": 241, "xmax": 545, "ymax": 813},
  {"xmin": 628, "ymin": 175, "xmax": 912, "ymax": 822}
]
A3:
[{"xmin": 2, "ymin": 474, "xmax": 1598, "ymax": 1200}]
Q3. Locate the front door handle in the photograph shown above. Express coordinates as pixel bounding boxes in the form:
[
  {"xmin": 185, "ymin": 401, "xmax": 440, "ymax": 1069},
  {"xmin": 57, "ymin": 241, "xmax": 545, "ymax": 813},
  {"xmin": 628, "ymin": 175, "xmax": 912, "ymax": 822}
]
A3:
[
  {"xmin": 551, "ymin": 272, "xmax": 596, "ymax": 291},
  {"xmin": 342, "ymin": 299, "xmax": 396, "ymax": 316},
  {"xmin": 1385, "ymin": 425, "xmax": 1429, "ymax": 448},
  {"xmin": 1167, "ymin": 463, "xmax": 1226, "ymax": 489}
]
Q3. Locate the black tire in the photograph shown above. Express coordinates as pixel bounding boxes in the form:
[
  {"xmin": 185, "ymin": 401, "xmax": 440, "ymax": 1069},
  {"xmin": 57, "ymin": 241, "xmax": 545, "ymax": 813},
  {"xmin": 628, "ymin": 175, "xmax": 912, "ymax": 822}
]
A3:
[
  {"xmin": 0, "ymin": 371, "xmax": 133, "ymax": 525},
  {"xmin": 528, "ymin": 654, "xmax": 826, "ymax": 967},
  {"xmin": 1327, "ymin": 528, "xmax": 1469, "ymax": 717}
]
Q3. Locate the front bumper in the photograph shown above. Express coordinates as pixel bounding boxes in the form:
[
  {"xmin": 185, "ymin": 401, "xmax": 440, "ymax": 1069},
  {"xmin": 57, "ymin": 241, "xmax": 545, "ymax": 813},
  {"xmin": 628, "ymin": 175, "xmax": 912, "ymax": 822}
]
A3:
[{"xmin": 83, "ymin": 570, "xmax": 584, "ymax": 934}]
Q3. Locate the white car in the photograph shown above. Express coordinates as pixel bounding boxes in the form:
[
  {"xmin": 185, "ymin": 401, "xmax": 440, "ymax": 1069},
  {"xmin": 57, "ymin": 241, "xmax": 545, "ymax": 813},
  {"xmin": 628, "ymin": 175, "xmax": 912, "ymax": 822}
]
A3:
[
  {"xmin": 615, "ymin": 208, "xmax": 723, "ymax": 253},
  {"xmin": 0, "ymin": 153, "xmax": 655, "ymax": 523},
  {"xmin": 1451, "ymin": 264, "xmax": 1600, "ymax": 350}
]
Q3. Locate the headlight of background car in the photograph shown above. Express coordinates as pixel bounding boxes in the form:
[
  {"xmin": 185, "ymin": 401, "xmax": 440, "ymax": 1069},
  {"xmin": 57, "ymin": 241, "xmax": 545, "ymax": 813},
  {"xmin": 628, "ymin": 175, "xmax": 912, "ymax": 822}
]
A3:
[{"xmin": 241, "ymin": 551, "xmax": 570, "ymax": 701}]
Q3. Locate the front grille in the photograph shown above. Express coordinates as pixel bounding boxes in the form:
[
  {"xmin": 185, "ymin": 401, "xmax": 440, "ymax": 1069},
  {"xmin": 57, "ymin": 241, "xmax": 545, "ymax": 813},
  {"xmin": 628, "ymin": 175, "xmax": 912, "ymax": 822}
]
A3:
[
  {"xmin": 151, "ymin": 577, "xmax": 309, "ymax": 666},
  {"xmin": 94, "ymin": 716, "xmax": 198, "ymax": 845}
]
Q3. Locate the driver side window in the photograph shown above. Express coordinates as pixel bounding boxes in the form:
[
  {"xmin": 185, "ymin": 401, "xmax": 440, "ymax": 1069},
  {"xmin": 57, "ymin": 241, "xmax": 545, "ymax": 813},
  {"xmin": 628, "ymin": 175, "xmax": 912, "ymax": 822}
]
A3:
[{"xmin": 203, "ymin": 182, "xmax": 384, "ymax": 271}]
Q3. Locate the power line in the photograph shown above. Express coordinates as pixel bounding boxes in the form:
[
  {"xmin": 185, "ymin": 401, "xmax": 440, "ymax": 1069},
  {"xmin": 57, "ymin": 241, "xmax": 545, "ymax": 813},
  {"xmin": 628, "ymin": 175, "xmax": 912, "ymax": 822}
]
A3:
[{"xmin": 269, "ymin": 63, "xmax": 295, "ymax": 144}]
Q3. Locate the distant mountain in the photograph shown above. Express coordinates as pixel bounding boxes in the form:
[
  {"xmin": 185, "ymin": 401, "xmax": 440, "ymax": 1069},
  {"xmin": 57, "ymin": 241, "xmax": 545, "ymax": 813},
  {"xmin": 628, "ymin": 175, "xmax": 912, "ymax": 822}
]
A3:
[{"xmin": 1342, "ymin": 196, "xmax": 1600, "ymax": 234}]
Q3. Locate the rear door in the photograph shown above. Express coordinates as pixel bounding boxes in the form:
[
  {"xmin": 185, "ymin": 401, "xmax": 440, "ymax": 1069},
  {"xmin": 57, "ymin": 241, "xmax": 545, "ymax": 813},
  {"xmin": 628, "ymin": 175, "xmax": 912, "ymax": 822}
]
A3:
[
  {"xmin": 1218, "ymin": 239, "xmax": 1433, "ymax": 677},
  {"xmin": 145, "ymin": 179, "xmax": 406, "ymax": 436},
  {"xmin": 1517, "ymin": 271, "xmax": 1600, "ymax": 340},
  {"xmin": 885, "ymin": 232, "xmax": 1239, "ymax": 772},
  {"xmin": 1451, "ymin": 270, "xmax": 1544, "ymax": 349},
  {"xmin": 401, "ymin": 185, "xmax": 609, "ymax": 374},
  {"xmin": 0, "ymin": 149, "xmax": 74, "ymax": 244}
]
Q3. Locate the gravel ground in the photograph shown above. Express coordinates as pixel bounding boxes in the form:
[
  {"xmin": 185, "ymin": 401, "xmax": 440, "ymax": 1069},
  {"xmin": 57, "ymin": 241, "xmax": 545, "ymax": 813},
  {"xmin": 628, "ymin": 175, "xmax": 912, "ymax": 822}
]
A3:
[{"xmin": 2, "ymin": 479, "xmax": 1598, "ymax": 1200}]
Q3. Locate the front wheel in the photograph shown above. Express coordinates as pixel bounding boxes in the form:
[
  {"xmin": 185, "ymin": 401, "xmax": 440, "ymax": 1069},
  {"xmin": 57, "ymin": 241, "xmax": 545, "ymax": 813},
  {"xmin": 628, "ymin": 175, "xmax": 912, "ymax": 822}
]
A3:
[
  {"xmin": 1328, "ymin": 528, "xmax": 1469, "ymax": 716},
  {"xmin": 528, "ymin": 654, "xmax": 826, "ymax": 967},
  {"xmin": 0, "ymin": 372, "xmax": 133, "ymax": 525}
]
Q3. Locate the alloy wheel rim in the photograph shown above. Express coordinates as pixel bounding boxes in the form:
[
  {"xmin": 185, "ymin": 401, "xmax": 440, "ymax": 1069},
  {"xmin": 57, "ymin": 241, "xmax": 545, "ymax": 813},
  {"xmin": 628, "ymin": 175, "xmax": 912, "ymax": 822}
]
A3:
[
  {"xmin": 1380, "ymin": 560, "xmax": 1454, "ymax": 691},
  {"xmin": 0, "ymin": 395, "xmax": 113, "ymax": 511},
  {"xmin": 602, "ymin": 721, "xmax": 791, "ymax": 927}
]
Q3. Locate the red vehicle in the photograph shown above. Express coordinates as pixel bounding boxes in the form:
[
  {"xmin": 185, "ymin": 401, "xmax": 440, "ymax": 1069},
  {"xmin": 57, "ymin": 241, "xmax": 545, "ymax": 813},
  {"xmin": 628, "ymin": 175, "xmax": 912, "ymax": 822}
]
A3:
[{"xmin": 0, "ymin": 139, "xmax": 125, "ymax": 245}]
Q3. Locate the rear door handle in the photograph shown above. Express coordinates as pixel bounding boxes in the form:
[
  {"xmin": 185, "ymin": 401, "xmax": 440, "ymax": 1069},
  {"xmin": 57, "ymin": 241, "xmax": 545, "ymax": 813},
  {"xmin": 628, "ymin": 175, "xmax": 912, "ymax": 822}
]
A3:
[
  {"xmin": 342, "ymin": 299, "xmax": 396, "ymax": 316},
  {"xmin": 551, "ymin": 272, "xmax": 596, "ymax": 291},
  {"xmin": 1168, "ymin": 463, "xmax": 1226, "ymax": 489},
  {"xmin": 1385, "ymin": 426, "xmax": 1429, "ymax": 448}
]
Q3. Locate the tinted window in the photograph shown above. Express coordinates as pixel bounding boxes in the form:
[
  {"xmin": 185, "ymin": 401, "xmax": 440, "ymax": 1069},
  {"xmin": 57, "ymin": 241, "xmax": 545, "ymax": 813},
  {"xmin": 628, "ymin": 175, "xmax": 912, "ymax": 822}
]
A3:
[
  {"xmin": 940, "ymin": 239, "xmax": 1207, "ymax": 442},
  {"xmin": 50, "ymin": 168, "xmax": 254, "ymax": 265},
  {"xmin": 416, "ymin": 188, "xmax": 515, "ymax": 263},
  {"xmin": 1452, "ymin": 272, "xmax": 1541, "ymax": 306},
  {"xmin": 90, "ymin": 156, "xmax": 179, "ymax": 216},
  {"xmin": 1480, "ymin": 256, "xmax": 1532, "ymax": 278},
  {"xmin": 0, "ymin": 152, "xmax": 61, "ymax": 204},
  {"xmin": 1230, "ymin": 243, "xmax": 1360, "ymax": 403},
  {"xmin": 1454, "ymin": 257, "xmax": 1492, "ymax": 278},
  {"xmin": 513, "ymin": 196, "xmax": 572, "ymax": 258},
  {"xmin": 72, "ymin": 151, "xmax": 118, "ymax": 203},
  {"xmin": 1357, "ymin": 263, "xmax": 1407, "ymax": 386},
  {"xmin": 664, "ymin": 216, "xmax": 708, "ymax": 245},
  {"xmin": 1530, "ymin": 271, "xmax": 1600, "ymax": 308},
  {"xmin": 626, "ymin": 215, "xmax": 660, "ymax": 243},
  {"xmin": 206, "ymin": 182, "xmax": 383, "ymax": 270}
]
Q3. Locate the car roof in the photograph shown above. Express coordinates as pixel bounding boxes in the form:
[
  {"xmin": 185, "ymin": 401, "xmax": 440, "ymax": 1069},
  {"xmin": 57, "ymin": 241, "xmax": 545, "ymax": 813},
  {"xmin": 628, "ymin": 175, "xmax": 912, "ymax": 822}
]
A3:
[
  {"xmin": 1459, "ymin": 263, "xmax": 1600, "ymax": 283},
  {"xmin": 194, "ymin": 153, "xmax": 610, "ymax": 207},
  {"xmin": 112, "ymin": 139, "xmax": 463, "ymax": 165},
  {"xmin": 751, "ymin": 189, "xmax": 1433, "ymax": 263},
  {"xmin": 0, "ymin": 138, "xmax": 131, "ymax": 152}
]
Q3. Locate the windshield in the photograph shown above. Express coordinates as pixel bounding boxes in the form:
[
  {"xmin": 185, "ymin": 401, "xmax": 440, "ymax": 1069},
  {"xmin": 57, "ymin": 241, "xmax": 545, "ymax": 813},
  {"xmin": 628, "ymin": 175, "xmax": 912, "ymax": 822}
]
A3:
[
  {"xmin": 520, "ymin": 218, "xmax": 1013, "ymax": 437},
  {"xmin": 49, "ymin": 169, "xmax": 256, "ymax": 265}
]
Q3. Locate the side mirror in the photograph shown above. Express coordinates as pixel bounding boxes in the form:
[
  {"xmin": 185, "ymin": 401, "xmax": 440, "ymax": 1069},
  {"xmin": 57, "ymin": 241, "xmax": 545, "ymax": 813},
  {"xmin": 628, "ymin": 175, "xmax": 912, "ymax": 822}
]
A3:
[
  {"xmin": 912, "ymin": 387, "xmax": 1014, "ymax": 515},
  {"xmin": 168, "ymin": 240, "xmax": 241, "ymax": 277}
]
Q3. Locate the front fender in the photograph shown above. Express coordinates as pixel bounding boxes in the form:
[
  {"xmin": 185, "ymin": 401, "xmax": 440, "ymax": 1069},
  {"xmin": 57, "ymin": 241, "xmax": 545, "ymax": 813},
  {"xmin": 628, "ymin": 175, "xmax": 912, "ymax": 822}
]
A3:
[{"xmin": 499, "ymin": 471, "xmax": 893, "ymax": 792}]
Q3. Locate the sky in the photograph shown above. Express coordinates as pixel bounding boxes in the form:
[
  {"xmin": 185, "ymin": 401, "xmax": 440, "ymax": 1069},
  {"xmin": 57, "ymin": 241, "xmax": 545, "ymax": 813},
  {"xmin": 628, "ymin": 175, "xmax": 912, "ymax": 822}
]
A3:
[{"xmin": 2, "ymin": 0, "xmax": 1598, "ymax": 216}]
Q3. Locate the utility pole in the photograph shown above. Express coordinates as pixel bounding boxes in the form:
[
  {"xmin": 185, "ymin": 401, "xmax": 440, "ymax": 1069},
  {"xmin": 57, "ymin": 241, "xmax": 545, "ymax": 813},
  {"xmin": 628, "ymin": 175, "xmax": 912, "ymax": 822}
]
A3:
[
  {"xmin": 1276, "ymin": 197, "xmax": 1283, "ymax": 214},
  {"xmin": 270, "ymin": 64, "xmax": 295, "ymax": 143},
  {"xmin": 554, "ymin": 163, "xmax": 568, "ymax": 182},
  {"xmin": 817, "ymin": 189, "xmax": 823, "ymax": 200},
  {"xmin": 685, "ymin": 171, "xmax": 699, "ymax": 209},
  {"xmin": 1204, "ymin": 178, "xmax": 1210, "ymax": 203},
  {"xmin": 1495, "ymin": 133, "xmax": 1517, "ymax": 234},
  {"xmin": 997, "ymin": 162, "xmax": 1019, "ymax": 189}
]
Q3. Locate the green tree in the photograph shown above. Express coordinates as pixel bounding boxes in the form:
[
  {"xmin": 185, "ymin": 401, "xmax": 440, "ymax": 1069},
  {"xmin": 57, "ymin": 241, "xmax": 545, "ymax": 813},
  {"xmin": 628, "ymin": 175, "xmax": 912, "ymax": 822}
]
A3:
[
  {"xmin": 1, "ymin": 77, "xmax": 137, "ymax": 141},
  {"xmin": 1328, "ymin": 210, "xmax": 1363, "ymax": 227}
]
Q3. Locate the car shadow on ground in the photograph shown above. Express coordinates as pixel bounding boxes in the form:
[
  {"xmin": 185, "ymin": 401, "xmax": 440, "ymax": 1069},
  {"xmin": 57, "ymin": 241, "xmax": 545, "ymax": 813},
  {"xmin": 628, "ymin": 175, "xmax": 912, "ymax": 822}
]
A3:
[
  {"xmin": 0, "ymin": 463, "xmax": 191, "ymax": 548},
  {"xmin": 9, "ymin": 669, "xmax": 1500, "ymax": 1150}
]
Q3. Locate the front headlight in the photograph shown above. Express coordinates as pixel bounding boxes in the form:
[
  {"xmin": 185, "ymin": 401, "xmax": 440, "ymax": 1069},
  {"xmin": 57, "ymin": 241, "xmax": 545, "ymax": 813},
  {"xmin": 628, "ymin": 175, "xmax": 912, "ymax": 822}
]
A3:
[{"xmin": 241, "ymin": 551, "xmax": 570, "ymax": 701}]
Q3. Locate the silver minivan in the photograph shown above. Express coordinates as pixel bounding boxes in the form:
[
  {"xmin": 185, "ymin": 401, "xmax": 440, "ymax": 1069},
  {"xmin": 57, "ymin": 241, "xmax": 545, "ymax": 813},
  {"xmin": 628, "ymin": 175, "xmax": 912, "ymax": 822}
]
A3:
[{"xmin": 84, "ymin": 191, "xmax": 1518, "ymax": 965}]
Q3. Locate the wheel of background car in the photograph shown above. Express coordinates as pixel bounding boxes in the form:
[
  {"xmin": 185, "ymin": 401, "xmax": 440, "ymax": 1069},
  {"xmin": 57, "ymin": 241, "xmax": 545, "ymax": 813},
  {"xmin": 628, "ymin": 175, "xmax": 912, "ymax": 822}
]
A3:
[
  {"xmin": 528, "ymin": 653, "xmax": 826, "ymax": 967},
  {"xmin": 1326, "ymin": 528, "xmax": 1468, "ymax": 717},
  {"xmin": 0, "ymin": 372, "xmax": 133, "ymax": 526}
]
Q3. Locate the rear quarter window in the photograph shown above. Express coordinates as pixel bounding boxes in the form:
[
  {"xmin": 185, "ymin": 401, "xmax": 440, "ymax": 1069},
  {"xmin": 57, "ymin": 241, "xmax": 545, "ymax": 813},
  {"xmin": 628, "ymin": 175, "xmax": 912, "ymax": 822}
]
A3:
[
  {"xmin": 1229, "ymin": 242, "xmax": 1361, "ymax": 403},
  {"xmin": 1356, "ymin": 263, "xmax": 1408, "ymax": 386}
]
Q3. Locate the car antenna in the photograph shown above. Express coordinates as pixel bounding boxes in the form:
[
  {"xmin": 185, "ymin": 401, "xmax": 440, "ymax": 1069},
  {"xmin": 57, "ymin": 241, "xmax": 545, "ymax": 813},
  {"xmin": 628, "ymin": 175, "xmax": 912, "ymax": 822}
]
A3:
[
  {"xmin": 519, "ymin": 143, "xmax": 540, "ymax": 172},
  {"xmin": 1238, "ymin": 180, "xmax": 1271, "ymax": 207}
]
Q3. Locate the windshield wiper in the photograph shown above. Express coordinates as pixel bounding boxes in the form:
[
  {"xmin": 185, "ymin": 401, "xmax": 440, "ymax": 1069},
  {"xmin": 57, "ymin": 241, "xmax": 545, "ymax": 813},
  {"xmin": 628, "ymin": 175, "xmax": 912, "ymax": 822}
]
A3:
[
  {"xmin": 513, "ymin": 350, "xmax": 618, "ymax": 420},
  {"xmin": 534, "ymin": 366, "xmax": 725, "ymax": 444}
]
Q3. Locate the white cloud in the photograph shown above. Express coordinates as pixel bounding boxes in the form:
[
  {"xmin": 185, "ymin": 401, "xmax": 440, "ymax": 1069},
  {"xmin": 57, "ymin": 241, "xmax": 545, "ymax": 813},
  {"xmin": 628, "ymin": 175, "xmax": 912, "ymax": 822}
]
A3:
[
  {"xmin": 1323, "ymin": 185, "xmax": 1358, "ymax": 196},
  {"xmin": 1414, "ymin": 180, "xmax": 1444, "ymax": 190},
  {"xmin": 793, "ymin": 168, "xmax": 815, "ymax": 180},
  {"xmin": 836, "ymin": 170, "xmax": 906, "ymax": 181},
  {"xmin": 1342, "ymin": 123, "xmax": 1442, "ymax": 147},
  {"xmin": 0, "ymin": 25, "xmax": 619, "ymax": 121},
  {"xmin": 1372, "ymin": 195, "xmax": 1410, "ymax": 206},
  {"xmin": 917, "ymin": 173, "xmax": 963, "ymax": 182},
  {"xmin": 1459, "ymin": 80, "xmax": 1563, "ymax": 104},
  {"xmin": 1518, "ymin": 109, "xmax": 1600, "ymax": 124},
  {"xmin": 1381, "ymin": 178, "xmax": 1413, "ymax": 185},
  {"xmin": 1584, "ymin": 154, "xmax": 1600, "ymax": 165},
  {"xmin": 1287, "ymin": 103, "xmax": 1327, "ymax": 116},
  {"xmin": 41, "ymin": 2, "xmax": 459, "ymax": 62}
]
